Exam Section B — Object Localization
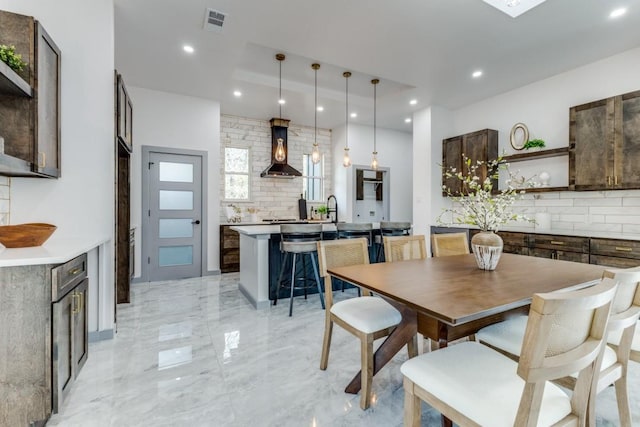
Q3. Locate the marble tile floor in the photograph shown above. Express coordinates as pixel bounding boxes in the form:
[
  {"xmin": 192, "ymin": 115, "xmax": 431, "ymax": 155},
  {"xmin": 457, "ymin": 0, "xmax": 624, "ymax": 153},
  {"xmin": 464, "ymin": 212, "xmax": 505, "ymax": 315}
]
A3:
[{"xmin": 47, "ymin": 273, "xmax": 639, "ymax": 427}]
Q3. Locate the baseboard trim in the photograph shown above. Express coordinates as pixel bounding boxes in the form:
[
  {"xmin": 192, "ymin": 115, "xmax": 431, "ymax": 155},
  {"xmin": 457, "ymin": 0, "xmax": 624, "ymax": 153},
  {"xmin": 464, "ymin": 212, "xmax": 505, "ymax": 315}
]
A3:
[
  {"xmin": 89, "ymin": 329, "xmax": 114, "ymax": 342},
  {"xmin": 238, "ymin": 283, "xmax": 270, "ymax": 309}
]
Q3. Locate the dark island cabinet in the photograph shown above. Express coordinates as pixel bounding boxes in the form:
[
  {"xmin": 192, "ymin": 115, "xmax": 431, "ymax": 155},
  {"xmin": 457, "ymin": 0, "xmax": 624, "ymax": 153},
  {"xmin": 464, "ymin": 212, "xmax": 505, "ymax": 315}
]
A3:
[
  {"xmin": 442, "ymin": 129, "xmax": 498, "ymax": 196},
  {"xmin": 569, "ymin": 90, "xmax": 640, "ymax": 191},
  {"xmin": 0, "ymin": 10, "xmax": 60, "ymax": 178}
]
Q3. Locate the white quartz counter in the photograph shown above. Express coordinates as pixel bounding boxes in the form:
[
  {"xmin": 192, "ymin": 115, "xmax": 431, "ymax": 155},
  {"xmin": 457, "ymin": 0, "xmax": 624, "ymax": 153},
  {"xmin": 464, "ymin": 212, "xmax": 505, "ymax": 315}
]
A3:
[
  {"xmin": 231, "ymin": 223, "xmax": 338, "ymax": 236},
  {"xmin": 435, "ymin": 225, "xmax": 640, "ymax": 241},
  {"xmin": 0, "ymin": 236, "xmax": 110, "ymax": 267}
]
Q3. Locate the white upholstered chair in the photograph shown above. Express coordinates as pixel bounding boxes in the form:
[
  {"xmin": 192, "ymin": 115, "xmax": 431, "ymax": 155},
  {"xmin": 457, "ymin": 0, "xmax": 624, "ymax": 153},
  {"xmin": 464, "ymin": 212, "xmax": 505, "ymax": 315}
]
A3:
[
  {"xmin": 383, "ymin": 235, "xmax": 427, "ymax": 263},
  {"xmin": 401, "ymin": 278, "xmax": 617, "ymax": 427},
  {"xmin": 476, "ymin": 267, "xmax": 640, "ymax": 427},
  {"xmin": 317, "ymin": 238, "xmax": 414, "ymax": 409},
  {"xmin": 430, "ymin": 232, "xmax": 469, "ymax": 257}
]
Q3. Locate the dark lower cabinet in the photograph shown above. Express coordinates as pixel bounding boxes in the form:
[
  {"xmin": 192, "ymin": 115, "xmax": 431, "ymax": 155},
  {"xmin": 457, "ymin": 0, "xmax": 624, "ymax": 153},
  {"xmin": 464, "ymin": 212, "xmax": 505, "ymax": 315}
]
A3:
[
  {"xmin": 590, "ymin": 237, "xmax": 640, "ymax": 268},
  {"xmin": 220, "ymin": 225, "xmax": 240, "ymax": 273}
]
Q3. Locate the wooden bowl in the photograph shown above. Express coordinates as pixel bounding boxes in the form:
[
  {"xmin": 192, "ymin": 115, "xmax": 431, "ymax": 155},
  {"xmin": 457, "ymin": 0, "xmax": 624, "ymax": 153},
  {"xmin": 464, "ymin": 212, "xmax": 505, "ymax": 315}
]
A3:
[{"xmin": 0, "ymin": 223, "xmax": 57, "ymax": 248}]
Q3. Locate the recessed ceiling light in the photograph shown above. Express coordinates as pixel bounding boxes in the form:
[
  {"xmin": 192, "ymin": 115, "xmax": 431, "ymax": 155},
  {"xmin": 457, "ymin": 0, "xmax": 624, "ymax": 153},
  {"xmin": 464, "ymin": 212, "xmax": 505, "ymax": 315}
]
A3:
[
  {"xmin": 278, "ymin": 99, "xmax": 286, "ymax": 105},
  {"xmin": 183, "ymin": 45, "xmax": 195, "ymax": 54},
  {"xmin": 317, "ymin": 106, "xmax": 324, "ymax": 112},
  {"xmin": 472, "ymin": 70, "xmax": 483, "ymax": 78},
  {"xmin": 350, "ymin": 112, "xmax": 357, "ymax": 118},
  {"xmin": 233, "ymin": 90, "xmax": 242, "ymax": 97},
  {"xmin": 405, "ymin": 118, "xmax": 412, "ymax": 123},
  {"xmin": 409, "ymin": 99, "xmax": 418, "ymax": 105},
  {"xmin": 610, "ymin": 7, "xmax": 627, "ymax": 18}
]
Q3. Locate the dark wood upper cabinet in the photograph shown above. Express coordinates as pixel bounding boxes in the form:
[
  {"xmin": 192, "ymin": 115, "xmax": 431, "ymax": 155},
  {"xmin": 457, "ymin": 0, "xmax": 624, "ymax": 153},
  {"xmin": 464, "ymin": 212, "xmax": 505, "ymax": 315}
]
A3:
[
  {"xmin": 442, "ymin": 129, "xmax": 498, "ymax": 196},
  {"xmin": 116, "ymin": 73, "xmax": 133, "ymax": 153},
  {"xmin": 0, "ymin": 10, "xmax": 61, "ymax": 178},
  {"xmin": 569, "ymin": 90, "xmax": 640, "ymax": 191}
]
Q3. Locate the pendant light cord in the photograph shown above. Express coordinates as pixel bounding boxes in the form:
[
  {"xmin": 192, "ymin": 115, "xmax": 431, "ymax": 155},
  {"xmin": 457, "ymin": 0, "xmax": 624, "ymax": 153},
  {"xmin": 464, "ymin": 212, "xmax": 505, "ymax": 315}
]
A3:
[
  {"xmin": 345, "ymin": 72, "xmax": 350, "ymax": 149},
  {"xmin": 314, "ymin": 66, "xmax": 317, "ymax": 143},
  {"xmin": 373, "ymin": 81, "xmax": 377, "ymax": 153},
  {"xmin": 279, "ymin": 59, "xmax": 282, "ymax": 118}
]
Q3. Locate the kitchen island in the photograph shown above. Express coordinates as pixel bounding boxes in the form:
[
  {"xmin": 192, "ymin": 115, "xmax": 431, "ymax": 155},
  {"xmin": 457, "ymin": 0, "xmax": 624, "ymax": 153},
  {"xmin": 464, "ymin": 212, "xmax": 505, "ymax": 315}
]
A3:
[{"xmin": 231, "ymin": 224, "xmax": 339, "ymax": 309}]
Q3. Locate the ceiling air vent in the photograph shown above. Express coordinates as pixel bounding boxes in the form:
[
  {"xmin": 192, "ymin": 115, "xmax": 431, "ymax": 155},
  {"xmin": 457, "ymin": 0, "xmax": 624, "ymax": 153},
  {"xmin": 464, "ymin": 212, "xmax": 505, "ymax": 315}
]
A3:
[{"xmin": 203, "ymin": 8, "xmax": 227, "ymax": 32}]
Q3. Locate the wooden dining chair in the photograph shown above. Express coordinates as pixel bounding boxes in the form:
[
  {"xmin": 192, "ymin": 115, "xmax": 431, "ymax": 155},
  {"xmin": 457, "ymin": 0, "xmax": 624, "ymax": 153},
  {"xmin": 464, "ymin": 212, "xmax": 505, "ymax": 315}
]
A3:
[
  {"xmin": 476, "ymin": 267, "xmax": 640, "ymax": 427},
  {"xmin": 317, "ymin": 238, "xmax": 413, "ymax": 410},
  {"xmin": 430, "ymin": 232, "xmax": 469, "ymax": 257},
  {"xmin": 383, "ymin": 235, "xmax": 427, "ymax": 263},
  {"xmin": 401, "ymin": 278, "xmax": 617, "ymax": 427}
]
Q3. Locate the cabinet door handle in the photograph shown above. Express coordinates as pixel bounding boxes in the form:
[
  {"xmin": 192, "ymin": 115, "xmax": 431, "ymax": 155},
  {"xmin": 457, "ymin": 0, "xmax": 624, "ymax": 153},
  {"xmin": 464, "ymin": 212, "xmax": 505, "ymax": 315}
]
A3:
[
  {"xmin": 615, "ymin": 176, "xmax": 619, "ymax": 185},
  {"xmin": 39, "ymin": 151, "xmax": 46, "ymax": 168},
  {"xmin": 72, "ymin": 293, "xmax": 80, "ymax": 315},
  {"xmin": 550, "ymin": 241, "xmax": 565, "ymax": 245},
  {"xmin": 607, "ymin": 176, "xmax": 611, "ymax": 186},
  {"xmin": 69, "ymin": 267, "xmax": 82, "ymax": 276},
  {"xmin": 615, "ymin": 246, "xmax": 633, "ymax": 252}
]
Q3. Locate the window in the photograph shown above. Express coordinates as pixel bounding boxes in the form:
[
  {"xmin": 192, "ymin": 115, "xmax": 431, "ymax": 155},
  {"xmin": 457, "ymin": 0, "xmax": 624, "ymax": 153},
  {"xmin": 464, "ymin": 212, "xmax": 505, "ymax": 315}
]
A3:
[
  {"xmin": 224, "ymin": 147, "xmax": 250, "ymax": 200},
  {"xmin": 302, "ymin": 154, "xmax": 324, "ymax": 202}
]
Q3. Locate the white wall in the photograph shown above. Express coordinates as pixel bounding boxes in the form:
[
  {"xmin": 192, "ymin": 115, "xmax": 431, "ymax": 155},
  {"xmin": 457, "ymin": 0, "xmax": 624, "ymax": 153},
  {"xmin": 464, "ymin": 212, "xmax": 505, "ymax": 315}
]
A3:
[
  {"xmin": 129, "ymin": 87, "xmax": 220, "ymax": 276},
  {"xmin": 332, "ymin": 123, "xmax": 412, "ymax": 222},
  {"xmin": 432, "ymin": 46, "xmax": 640, "ymax": 234},
  {"xmin": 2, "ymin": 0, "xmax": 115, "ymax": 332}
]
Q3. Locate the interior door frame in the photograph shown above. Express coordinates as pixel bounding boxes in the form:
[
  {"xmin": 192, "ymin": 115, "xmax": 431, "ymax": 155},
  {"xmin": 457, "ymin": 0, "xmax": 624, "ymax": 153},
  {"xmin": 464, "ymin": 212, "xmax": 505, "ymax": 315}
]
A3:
[{"xmin": 141, "ymin": 145, "xmax": 208, "ymax": 282}]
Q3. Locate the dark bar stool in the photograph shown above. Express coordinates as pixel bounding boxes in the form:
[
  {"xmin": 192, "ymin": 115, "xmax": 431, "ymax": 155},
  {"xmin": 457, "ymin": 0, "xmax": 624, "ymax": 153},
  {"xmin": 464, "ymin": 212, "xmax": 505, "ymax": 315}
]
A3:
[
  {"xmin": 273, "ymin": 224, "xmax": 325, "ymax": 316},
  {"xmin": 375, "ymin": 221, "xmax": 412, "ymax": 262},
  {"xmin": 337, "ymin": 223, "xmax": 373, "ymax": 294}
]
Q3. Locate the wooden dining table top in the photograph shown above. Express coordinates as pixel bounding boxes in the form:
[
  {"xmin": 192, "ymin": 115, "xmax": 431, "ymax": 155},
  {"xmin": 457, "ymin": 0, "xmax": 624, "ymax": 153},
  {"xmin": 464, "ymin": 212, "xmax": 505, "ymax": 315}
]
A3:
[{"xmin": 327, "ymin": 253, "xmax": 606, "ymax": 326}]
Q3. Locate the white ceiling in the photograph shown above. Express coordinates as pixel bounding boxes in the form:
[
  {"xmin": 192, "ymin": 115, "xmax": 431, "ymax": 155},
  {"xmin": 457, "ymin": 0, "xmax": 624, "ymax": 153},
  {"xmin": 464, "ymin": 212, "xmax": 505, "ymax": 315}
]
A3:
[{"xmin": 114, "ymin": 0, "xmax": 640, "ymax": 132}]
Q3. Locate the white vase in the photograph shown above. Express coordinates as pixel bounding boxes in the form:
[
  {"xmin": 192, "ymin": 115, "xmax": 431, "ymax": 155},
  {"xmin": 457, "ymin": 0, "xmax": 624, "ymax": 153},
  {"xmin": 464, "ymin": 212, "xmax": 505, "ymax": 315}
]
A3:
[{"xmin": 471, "ymin": 231, "xmax": 503, "ymax": 270}]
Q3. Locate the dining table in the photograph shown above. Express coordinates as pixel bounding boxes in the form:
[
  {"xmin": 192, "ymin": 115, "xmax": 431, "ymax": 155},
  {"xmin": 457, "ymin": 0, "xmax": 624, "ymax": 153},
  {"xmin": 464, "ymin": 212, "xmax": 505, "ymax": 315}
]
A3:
[{"xmin": 327, "ymin": 252, "xmax": 605, "ymax": 422}]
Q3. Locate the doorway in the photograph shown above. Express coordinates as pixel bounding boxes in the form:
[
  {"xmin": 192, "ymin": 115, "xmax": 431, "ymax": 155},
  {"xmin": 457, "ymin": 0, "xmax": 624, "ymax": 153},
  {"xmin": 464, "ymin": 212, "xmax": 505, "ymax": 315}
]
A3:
[{"xmin": 141, "ymin": 146, "xmax": 208, "ymax": 281}]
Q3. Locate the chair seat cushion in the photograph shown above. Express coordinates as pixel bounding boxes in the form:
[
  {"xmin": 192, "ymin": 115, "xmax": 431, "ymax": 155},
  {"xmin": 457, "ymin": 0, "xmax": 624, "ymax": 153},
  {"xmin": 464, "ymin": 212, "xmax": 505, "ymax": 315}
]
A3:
[
  {"xmin": 331, "ymin": 297, "xmax": 401, "ymax": 333},
  {"xmin": 478, "ymin": 315, "xmax": 618, "ymax": 374},
  {"xmin": 401, "ymin": 342, "xmax": 571, "ymax": 427}
]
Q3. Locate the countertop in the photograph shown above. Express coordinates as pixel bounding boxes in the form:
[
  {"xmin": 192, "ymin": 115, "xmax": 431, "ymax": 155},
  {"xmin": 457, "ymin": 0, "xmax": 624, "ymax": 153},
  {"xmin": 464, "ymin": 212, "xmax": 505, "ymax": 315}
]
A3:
[
  {"xmin": 0, "ymin": 236, "xmax": 110, "ymax": 267},
  {"xmin": 436, "ymin": 224, "xmax": 640, "ymax": 241},
  {"xmin": 231, "ymin": 223, "xmax": 339, "ymax": 236}
]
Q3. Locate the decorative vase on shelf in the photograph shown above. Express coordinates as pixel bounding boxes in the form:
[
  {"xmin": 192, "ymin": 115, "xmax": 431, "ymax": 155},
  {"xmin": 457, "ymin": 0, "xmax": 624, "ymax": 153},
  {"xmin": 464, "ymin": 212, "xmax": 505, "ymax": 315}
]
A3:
[{"xmin": 471, "ymin": 231, "xmax": 503, "ymax": 270}]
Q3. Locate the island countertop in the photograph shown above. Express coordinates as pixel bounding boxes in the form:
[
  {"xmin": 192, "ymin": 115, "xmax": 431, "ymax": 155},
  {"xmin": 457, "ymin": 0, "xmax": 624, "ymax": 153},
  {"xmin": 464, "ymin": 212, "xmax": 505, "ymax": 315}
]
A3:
[
  {"xmin": 231, "ymin": 223, "xmax": 339, "ymax": 236},
  {"xmin": 0, "ymin": 236, "xmax": 110, "ymax": 267}
]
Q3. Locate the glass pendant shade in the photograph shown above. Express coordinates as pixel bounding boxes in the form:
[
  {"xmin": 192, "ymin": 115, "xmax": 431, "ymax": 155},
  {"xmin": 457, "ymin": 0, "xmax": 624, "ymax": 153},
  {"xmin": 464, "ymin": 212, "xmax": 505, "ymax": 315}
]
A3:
[
  {"xmin": 311, "ymin": 143, "xmax": 321, "ymax": 164},
  {"xmin": 275, "ymin": 138, "xmax": 286, "ymax": 162},
  {"xmin": 371, "ymin": 151, "xmax": 378, "ymax": 170},
  {"xmin": 343, "ymin": 148, "xmax": 352, "ymax": 167}
]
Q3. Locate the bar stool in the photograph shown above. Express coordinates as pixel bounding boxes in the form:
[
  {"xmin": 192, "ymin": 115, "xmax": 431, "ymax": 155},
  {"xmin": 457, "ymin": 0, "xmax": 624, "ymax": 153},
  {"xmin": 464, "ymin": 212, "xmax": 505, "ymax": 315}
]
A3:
[
  {"xmin": 336, "ymin": 223, "xmax": 373, "ymax": 294},
  {"xmin": 375, "ymin": 221, "xmax": 412, "ymax": 262},
  {"xmin": 273, "ymin": 224, "xmax": 325, "ymax": 316}
]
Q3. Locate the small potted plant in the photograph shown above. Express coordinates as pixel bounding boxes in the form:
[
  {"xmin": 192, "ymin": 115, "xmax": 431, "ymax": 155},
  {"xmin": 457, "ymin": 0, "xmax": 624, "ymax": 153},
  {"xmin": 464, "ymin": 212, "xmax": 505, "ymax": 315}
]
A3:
[
  {"xmin": 523, "ymin": 138, "xmax": 545, "ymax": 151},
  {"xmin": 317, "ymin": 205, "xmax": 328, "ymax": 220},
  {"xmin": 0, "ymin": 44, "xmax": 27, "ymax": 73}
]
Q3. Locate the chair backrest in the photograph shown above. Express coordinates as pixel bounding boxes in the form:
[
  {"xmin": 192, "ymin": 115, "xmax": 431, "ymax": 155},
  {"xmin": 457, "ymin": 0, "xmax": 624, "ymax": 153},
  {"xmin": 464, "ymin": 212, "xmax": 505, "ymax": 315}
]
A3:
[
  {"xmin": 379, "ymin": 221, "xmax": 412, "ymax": 237},
  {"xmin": 514, "ymin": 278, "xmax": 617, "ymax": 426},
  {"xmin": 280, "ymin": 224, "xmax": 323, "ymax": 253},
  {"xmin": 602, "ymin": 266, "xmax": 640, "ymax": 367},
  {"xmin": 337, "ymin": 222, "xmax": 373, "ymax": 245},
  {"xmin": 430, "ymin": 232, "xmax": 470, "ymax": 257},
  {"xmin": 317, "ymin": 238, "xmax": 370, "ymax": 307},
  {"xmin": 383, "ymin": 235, "xmax": 427, "ymax": 262}
]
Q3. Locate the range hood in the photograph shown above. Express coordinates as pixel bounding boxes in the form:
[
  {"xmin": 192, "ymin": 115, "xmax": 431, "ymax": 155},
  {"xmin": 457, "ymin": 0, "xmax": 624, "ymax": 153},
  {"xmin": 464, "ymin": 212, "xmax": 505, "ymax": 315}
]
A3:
[{"xmin": 260, "ymin": 118, "xmax": 302, "ymax": 178}]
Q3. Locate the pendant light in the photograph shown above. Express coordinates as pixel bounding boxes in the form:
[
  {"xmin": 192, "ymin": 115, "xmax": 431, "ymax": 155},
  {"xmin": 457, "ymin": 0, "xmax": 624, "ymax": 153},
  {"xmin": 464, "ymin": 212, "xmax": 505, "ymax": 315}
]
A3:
[
  {"xmin": 343, "ymin": 71, "xmax": 352, "ymax": 168},
  {"xmin": 274, "ymin": 53, "xmax": 286, "ymax": 162},
  {"xmin": 311, "ymin": 63, "xmax": 321, "ymax": 164},
  {"xmin": 371, "ymin": 78, "xmax": 379, "ymax": 170}
]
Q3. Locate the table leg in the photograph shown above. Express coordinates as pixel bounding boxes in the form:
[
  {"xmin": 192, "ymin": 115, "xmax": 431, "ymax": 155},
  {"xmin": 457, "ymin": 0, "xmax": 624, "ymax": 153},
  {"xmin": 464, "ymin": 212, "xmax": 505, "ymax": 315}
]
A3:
[{"xmin": 345, "ymin": 300, "xmax": 417, "ymax": 394}]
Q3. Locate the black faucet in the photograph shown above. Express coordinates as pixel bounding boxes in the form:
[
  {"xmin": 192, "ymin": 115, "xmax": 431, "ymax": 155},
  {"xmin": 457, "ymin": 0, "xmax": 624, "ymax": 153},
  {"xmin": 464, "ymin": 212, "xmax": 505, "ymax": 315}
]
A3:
[{"xmin": 327, "ymin": 195, "xmax": 338, "ymax": 224}]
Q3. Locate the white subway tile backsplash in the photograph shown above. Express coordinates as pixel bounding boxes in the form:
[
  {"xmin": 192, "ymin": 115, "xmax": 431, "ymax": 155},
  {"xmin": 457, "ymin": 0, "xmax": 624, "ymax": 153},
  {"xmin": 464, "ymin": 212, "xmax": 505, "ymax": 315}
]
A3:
[
  {"xmin": 0, "ymin": 176, "xmax": 9, "ymax": 186},
  {"xmin": 590, "ymin": 207, "xmax": 637, "ymax": 215},
  {"xmin": 533, "ymin": 199, "xmax": 573, "ymax": 207},
  {"xmin": 606, "ymin": 215, "xmax": 640, "ymax": 225},
  {"xmin": 574, "ymin": 198, "xmax": 622, "ymax": 207},
  {"xmin": 559, "ymin": 214, "xmax": 588, "ymax": 223},
  {"xmin": 574, "ymin": 223, "xmax": 623, "ymax": 233},
  {"xmin": 559, "ymin": 191, "xmax": 606, "ymax": 199},
  {"xmin": 545, "ymin": 206, "xmax": 588, "ymax": 215},
  {"xmin": 623, "ymin": 198, "xmax": 640, "ymax": 207},
  {"xmin": 220, "ymin": 115, "xmax": 333, "ymax": 223},
  {"xmin": 622, "ymin": 224, "xmax": 640, "ymax": 234}
]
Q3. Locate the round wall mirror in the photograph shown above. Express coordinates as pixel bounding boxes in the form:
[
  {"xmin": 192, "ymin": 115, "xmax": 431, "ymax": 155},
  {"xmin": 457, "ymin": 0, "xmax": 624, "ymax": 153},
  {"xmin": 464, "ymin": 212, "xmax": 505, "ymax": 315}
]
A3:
[{"xmin": 510, "ymin": 123, "xmax": 529, "ymax": 150}]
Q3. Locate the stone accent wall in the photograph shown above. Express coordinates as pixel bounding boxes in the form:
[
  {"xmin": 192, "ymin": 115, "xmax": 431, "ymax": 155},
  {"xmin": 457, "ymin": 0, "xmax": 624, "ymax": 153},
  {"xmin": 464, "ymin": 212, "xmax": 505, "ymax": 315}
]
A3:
[
  {"xmin": 0, "ymin": 177, "xmax": 9, "ymax": 225},
  {"xmin": 220, "ymin": 115, "xmax": 333, "ymax": 222}
]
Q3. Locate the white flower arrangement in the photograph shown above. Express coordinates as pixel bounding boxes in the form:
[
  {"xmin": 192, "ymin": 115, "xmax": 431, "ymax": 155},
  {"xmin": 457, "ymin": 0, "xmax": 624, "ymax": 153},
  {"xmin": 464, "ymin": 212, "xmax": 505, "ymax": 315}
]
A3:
[{"xmin": 437, "ymin": 156, "xmax": 536, "ymax": 232}]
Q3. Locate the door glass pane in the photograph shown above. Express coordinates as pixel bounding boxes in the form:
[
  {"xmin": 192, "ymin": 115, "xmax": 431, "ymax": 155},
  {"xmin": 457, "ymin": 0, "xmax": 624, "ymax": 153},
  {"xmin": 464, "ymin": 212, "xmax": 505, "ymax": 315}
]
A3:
[
  {"xmin": 159, "ymin": 191, "xmax": 193, "ymax": 210},
  {"xmin": 159, "ymin": 162, "xmax": 193, "ymax": 183},
  {"xmin": 159, "ymin": 246, "xmax": 193, "ymax": 266},
  {"xmin": 159, "ymin": 219, "xmax": 193, "ymax": 238}
]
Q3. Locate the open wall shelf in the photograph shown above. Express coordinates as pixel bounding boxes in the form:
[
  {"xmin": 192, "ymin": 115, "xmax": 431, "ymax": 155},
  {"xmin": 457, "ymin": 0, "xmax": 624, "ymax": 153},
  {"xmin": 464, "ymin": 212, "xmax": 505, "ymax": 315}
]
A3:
[{"xmin": 503, "ymin": 147, "xmax": 568, "ymax": 163}]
